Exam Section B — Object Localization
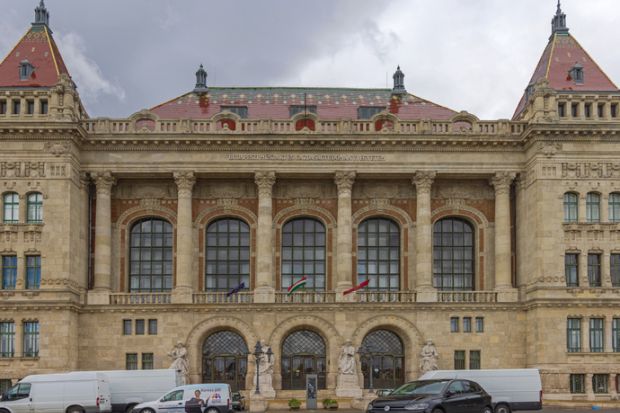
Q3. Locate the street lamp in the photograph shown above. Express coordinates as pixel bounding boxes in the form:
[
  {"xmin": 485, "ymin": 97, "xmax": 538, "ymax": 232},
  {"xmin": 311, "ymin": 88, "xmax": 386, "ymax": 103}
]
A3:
[
  {"xmin": 357, "ymin": 344, "xmax": 375, "ymax": 393},
  {"xmin": 253, "ymin": 341, "xmax": 261, "ymax": 395}
]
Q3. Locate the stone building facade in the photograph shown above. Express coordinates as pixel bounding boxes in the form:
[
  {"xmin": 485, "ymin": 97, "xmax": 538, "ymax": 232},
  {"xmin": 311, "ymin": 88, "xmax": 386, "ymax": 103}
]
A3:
[{"xmin": 1, "ymin": 1, "xmax": 619, "ymax": 408}]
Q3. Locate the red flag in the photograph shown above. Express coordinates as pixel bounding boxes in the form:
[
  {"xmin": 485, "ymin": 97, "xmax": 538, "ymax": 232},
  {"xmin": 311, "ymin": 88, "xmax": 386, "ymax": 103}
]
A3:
[{"xmin": 343, "ymin": 279, "xmax": 370, "ymax": 295}]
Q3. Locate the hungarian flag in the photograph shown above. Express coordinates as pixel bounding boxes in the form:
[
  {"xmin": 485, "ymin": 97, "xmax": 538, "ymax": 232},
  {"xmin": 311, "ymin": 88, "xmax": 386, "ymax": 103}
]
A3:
[
  {"xmin": 226, "ymin": 282, "xmax": 246, "ymax": 297},
  {"xmin": 287, "ymin": 277, "xmax": 307, "ymax": 295},
  {"xmin": 343, "ymin": 279, "xmax": 370, "ymax": 295}
]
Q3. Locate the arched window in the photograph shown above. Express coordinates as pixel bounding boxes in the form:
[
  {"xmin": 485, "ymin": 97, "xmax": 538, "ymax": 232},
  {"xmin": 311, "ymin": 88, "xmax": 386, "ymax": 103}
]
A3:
[
  {"xmin": 433, "ymin": 218, "xmax": 475, "ymax": 291},
  {"xmin": 357, "ymin": 218, "xmax": 400, "ymax": 291},
  {"xmin": 281, "ymin": 330, "xmax": 326, "ymax": 390},
  {"xmin": 610, "ymin": 193, "xmax": 620, "ymax": 223},
  {"xmin": 3, "ymin": 193, "xmax": 19, "ymax": 224},
  {"xmin": 281, "ymin": 218, "xmax": 326, "ymax": 291},
  {"xmin": 586, "ymin": 192, "xmax": 601, "ymax": 223},
  {"xmin": 205, "ymin": 219, "xmax": 250, "ymax": 291},
  {"xmin": 129, "ymin": 218, "xmax": 173, "ymax": 292},
  {"xmin": 202, "ymin": 331, "xmax": 248, "ymax": 391},
  {"xmin": 360, "ymin": 330, "xmax": 404, "ymax": 390},
  {"xmin": 26, "ymin": 193, "xmax": 43, "ymax": 224},
  {"xmin": 564, "ymin": 192, "xmax": 578, "ymax": 222}
]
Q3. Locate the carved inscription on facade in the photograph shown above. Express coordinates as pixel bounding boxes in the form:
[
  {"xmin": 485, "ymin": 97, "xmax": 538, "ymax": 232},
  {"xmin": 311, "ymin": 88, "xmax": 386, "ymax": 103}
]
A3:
[
  {"xmin": 0, "ymin": 162, "xmax": 46, "ymax": 178},
  {"xmin": 228, "ymin": 154, "xmax": 385, "ymax": 162},
  {"xmin": 561, "ymin": 163, "xmax": 620, "ymax": 178}
]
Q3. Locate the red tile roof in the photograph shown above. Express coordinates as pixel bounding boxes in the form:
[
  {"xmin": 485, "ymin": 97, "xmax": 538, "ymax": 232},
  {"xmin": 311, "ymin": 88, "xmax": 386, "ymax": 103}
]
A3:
[
  {"xmin": 0, "ymin": 26, "xmax": 70, "ymax": 88},
  {"xmin": 151, "ymin": 88, "xmax": 457, "ymax": 121},
  {"xmin": 513, "ymin": 33, "xmax": 619, "ymax": 119}
]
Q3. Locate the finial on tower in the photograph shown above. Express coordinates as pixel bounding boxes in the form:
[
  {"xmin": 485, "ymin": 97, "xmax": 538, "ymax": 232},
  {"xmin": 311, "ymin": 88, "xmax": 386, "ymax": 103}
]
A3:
[
  {"xmin": 194, "ymin": 64, "xmax": 208, "ymax": 93},
  {"xmin": 32, "ymin": 0, "xmax": 50, "ymax": 31},
  {"xmin": 392, "ymin": 65, "xmax": 406, "ymax": 96},
  {"xmin": 551, "ymin": 0, "xmax": 569, "ymax": 38}
]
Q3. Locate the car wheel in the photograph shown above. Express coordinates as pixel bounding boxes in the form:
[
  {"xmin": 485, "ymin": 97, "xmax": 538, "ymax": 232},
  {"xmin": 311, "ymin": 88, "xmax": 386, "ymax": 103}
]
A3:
[
  {"xmin": 432, "ymin": 408, "xmax": 444, "ymax": 413},
  {"xmin": 125, "ymin": 404, "xmax": 137, "ymax": 413},
  {"xmin": 494, "ymin": 404, "xmax": 510, "ymax": 413},
  {"xmin": 206, "ymin": 408, "xmax": 220, "ymax": 413},
  {"xmin": 66, "ymin": 406, "xmax": 84, "ymax": 413},
  {"xmin": 482, "ymin": 407, "xmax": 493, "ymax": 413},
  {"xmin": 141, "ymin": 409, "xmax": 156, "ymax": 413}
]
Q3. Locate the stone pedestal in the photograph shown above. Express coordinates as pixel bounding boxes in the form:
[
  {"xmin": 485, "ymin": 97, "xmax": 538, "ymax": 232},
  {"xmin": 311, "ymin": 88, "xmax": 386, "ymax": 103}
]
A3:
[
  {"xmin": 253, "ymin": 286, "xmax": 275, "ymax": 303},
  {"xmin": 336, "ymin": 374, "xmax": 363, "ymax": 398},
  {"xmin": 171, "ymin": 287, "xmax": 193, "ymax": 304},
  {"xmin": 415, "ymin": 289, "xmax": 438, "ymax": 303},
  {"xmin": 253, "ymin": 376, "xmax": 276, "ymax": 398},
  {"xmin": 249, "ymin": 394, "xmax": 268, "ymax": 413},
  {"xmin": 87, "ymin": 289, "xmax": 110, "ymax": 305}
]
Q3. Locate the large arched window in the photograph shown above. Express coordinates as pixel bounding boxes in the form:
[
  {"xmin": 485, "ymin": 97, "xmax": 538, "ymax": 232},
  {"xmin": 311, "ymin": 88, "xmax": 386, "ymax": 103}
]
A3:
[
  {"xmin": 281, "ymin": 218, "xmax": 326, "ymax": 291},
  {"xmin": 609, "ymin": 193, "xmax": 620, "ymax": 223},
  {"xmin": 586, "ymin": 192, "xmax": 601, "ymax": 223},
  {"xmin": 361, "ymin": 329, "xmax": 405, "ymax": 390},
  {"xmin": 433, "ymin": 217, "xmax": 475, "ymax": 291},
  {"xmin": 281, "ymin": 330, "xmax": 326, "ymax": 390},
  {"xmin": 205, "ymin": 218, "xmax": 250, "ymax": 291},
  {"xmin": 564, "ymin": 192, "xmax": 578, "ymax": 223},
  {"xmin": 202, "ymin": 330, "xmax": 248, "ymax": 391},
  {"xmin": 129, "ymin": 218, "xmax": 173, "ymax": 292},
  {"xmin": 357, "ymin": 218, "xmax": 400, "ymax": 291},
  {"xmin": 3, "ymin": 193, "xmax": 19, "ymax": 224},
  {"xmin": 26, "ymin": 193, "xmax": 43, "ymax": 224}
]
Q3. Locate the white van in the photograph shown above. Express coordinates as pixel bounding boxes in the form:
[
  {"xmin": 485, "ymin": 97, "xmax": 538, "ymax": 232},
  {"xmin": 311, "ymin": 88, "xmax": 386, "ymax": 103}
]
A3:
[
  {"xmin": 132, "ymin": 383, "xmax": 232, "ymax": 413},
  {"xmin": 420, "ymin": 369, "xmax": 542, "ymax": 413},
  {"xmin": 0, "ymin": 372, "xmax": 112, "ymax": 413}
]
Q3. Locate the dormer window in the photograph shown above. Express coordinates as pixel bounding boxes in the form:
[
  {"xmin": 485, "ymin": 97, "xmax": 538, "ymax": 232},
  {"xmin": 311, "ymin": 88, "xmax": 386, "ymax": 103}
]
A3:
[
  {"xmin": 220, "ymin": 106, "xmax": 248, "ymax": 119},
  {"xmin": 19, "ymin": 60, "xmax": 35, "ymax": 80},
  {"xmin": 357, "ymin": 106, "xmax": 384, "ymax": 120},
  {"xmin": 569, "ymin": 63, "xmax": 584, "ymax": 84},
  {"xmin": 289, "ymin": 105, "xmax": 317, "ymax": 117}
]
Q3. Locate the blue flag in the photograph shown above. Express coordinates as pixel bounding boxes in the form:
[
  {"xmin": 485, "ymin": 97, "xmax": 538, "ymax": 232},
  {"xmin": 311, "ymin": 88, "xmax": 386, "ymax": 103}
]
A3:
[{"xmin": 226, "ymin": 282, "xmax": 246, "ymax": 297}]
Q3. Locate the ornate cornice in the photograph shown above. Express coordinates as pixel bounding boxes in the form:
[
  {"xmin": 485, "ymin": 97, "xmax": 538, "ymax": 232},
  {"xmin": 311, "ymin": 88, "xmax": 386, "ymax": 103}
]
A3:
[
  {"xmin": 91, "ymin": 171, "xmax": 116, "ymax": 194},
  {"xmin": 490, "ymin": 172, "xmax": 516, "ymax": 195},
  {"xmin": 334, "ymin": 171, "xmax": 356, "ymax": 196},
  {"xmin": 412, "ymin": 171, "xmax": 437, "ymax": 193},
  {"xmin": 255, "ymin": 171, "xmax": 276, "ymax": 197},
  {"xmin": 173, "ymin": 171, "xmax": 196, "ymax": 198}
]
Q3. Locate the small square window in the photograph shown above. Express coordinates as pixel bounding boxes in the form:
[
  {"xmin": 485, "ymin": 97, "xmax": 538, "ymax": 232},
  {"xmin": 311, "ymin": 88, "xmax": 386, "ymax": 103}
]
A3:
[
  {"xmin": 454, "ymin": 350, "xmax": 466, "ymax": 370},
  {"xmin": 570, "ymin": 374, "xmax": 585, "ymax": 394},
  {"xmin": 584, "ymin": 103, "xmax": 592, "ymax": 118},
  {"xmin": 558, "ymin": 102, "xmax": 566, "ymax": 117},
  {"xmin": 26, "ymin": 100, "xmax": 34, "ymax": 115},
  {"xmin": 598, "ymin": 103, "xmax": 605, "ymax": 118},
  {"xmin": 122, "ymin": 320, "xmax": 132, "ymax": 335},
  {"xmin": 142, "ymin": 353, "xmax": 154, "ymax": 370},
  {"xmin": 148, "ymin": 319, "xmax": 157, "ymax": 335},
  {"xmin": 126, "ymin": 353, "xmax": 138, "ymax": 370},
  {"xmin": 12, "ymin": 100, "xmax": 21, "ymax": 115},
  {"xmin": 40, "ymin": 100, "xmax": 48, "ymax": 115},
  {"xmin": 469, "ymin": 350, "xmax": 481, "ymax": 369},
  {"xmin": 0, "ymin": 100, "xmax": 6, "ymax": 115},
  {"xmin": 450, "ymin": 317, "xmax": 459, "ymax": 333},
  {"xmin": 463, "ymin": 317, "xmax": 472, "ymax": 333},
  {"xmin": 135, "ymin": 319, "xmax": 145, "ymax": 335},
  {"xmin": 611, "ymin": 103, "xmax": 618, "ymax": 118},
  {"xmin": 593, "ymin": 374, "xmax": 608, "ymax": 394},
  {"xmin": 571, "ymin": 103, "xmax": 579, "ymax": 118},
  {"xmin": 475, "ymin": 317, "xmax": 484, "ymax": 333}
]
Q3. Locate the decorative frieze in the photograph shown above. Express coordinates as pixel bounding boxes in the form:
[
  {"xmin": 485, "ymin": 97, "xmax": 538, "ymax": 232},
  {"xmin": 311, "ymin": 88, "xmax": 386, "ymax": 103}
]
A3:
[
  {"xmin": 0, "ymin": 162, "xmax": 46, "ymax": 178},
  {"xmin": 561, "ymin": 162, "xmax": 620, "ymax": 179}
]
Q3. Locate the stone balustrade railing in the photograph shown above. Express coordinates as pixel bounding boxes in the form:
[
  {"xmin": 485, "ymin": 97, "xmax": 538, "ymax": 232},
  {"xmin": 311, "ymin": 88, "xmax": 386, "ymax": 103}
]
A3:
[
  {"xmin": 108, "ymin": 292, "xmax": 171, "ymax": 305},
  {"xmin": 356, "ymin": 291, "xmax": 416, "ymax": 303},
  {"xmin": 437, "ymin": 291, "xmax": 498, "ymax": 303},
  {"xmin": 275, "ymin": 291, "xmax": 337, "ymax": 304},
  {"xmin": 192, "ymin": 292, "xmax": 254, "ymax": 304}
]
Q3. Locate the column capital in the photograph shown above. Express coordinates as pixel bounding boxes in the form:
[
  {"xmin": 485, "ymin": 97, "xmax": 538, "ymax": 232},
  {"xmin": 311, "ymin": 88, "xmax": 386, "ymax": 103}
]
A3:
[
  {"xmin": 412, "ymin": 171, "xmax": 436, "ymax": 193},
  {"xmin": 174, "ymin": 171, "xmax": 196, "ymax": 198},
  {"xmin": 255, "ymin": 171, "xmax": 276, "ymax": 197},
  {"xmin": 334, "ymin": 171, "xmax": 356, "ymax": 196},
  {"xmin": 490, "ymin": 172, "xmax": 516, "ymax": 195},
  {"xmin": 91, "ymin": 171, "xmax": 116, "ymax": 194}
]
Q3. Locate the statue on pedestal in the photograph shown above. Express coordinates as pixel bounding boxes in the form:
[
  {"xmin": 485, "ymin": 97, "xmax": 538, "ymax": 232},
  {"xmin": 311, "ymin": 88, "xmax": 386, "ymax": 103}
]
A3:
[
  {"xmin": 255, "ymin": 341, "xmax": 275, "ymax": 397},
  {"xmin": 336, "ymin": 340, "xmax": 362, "ymax": 398},
  {"xmin": 338, "ymin": 340, "xmax": 356, "ymax": 375},
  {"xmin": 419, "ymin": 339, "xmax": 439, "ymax": 373},
  {"xmin": 168, "ymin": 341, "xmax": 190, "ymax": 384}
]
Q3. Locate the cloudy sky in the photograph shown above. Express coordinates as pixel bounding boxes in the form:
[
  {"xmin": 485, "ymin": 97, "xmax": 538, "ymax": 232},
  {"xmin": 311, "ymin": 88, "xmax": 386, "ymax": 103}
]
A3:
[{"xmin": 0, "ymin": 0, "xmax": 618, "ymax": 119}]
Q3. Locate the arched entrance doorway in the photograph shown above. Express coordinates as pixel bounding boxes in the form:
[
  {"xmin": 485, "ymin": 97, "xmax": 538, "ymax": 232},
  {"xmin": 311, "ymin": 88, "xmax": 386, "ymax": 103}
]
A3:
[
  {"xmin": 202, "ymin": 330, "xmax": 248, "ymax": 391},
  {"xmin": 281, "ymin": 330, "xmax": 326, "ymax": 390},
  {"xmin": 360, "ymin": 329, "xmax": 405, "ymax": 390}
]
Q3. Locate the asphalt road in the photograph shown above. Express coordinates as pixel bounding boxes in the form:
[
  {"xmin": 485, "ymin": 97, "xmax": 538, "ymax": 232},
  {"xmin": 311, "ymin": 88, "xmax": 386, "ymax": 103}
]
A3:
[{"xmin": 291, "ymin": 409, "xmax": 620, "ymax": 413}]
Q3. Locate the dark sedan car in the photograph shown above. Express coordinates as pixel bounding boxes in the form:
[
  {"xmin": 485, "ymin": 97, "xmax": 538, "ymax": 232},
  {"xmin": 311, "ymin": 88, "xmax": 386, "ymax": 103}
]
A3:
[{"xmin": 367, "ymin": 379, "xmax": 493, "ymax": 413}]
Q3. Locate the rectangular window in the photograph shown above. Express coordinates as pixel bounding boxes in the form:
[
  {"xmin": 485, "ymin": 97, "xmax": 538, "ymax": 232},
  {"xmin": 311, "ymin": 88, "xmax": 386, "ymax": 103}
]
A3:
[
  {"xmin": 454, "ymin": 350, "xmax": 466, "ymax": 370},
  {"xmin": 26, "ymin": 100, "xmax": 34, "ymax": 115},
  {"xmin": 469, "ymin": 350, "xmax": 481, "ymax": 369},
  {"xmin": 40, "ymin": 100, "xmax": 48, "ymax": 115},
  {"xmin": 586, "ymin": 194, "xmax": 601, "ymax": 223},
  {"xmin": 2, "ymin": 256, "xmax": 17, "ymax": 290},
  {"xmin": 126, "ymin": 353, "xmax": 138, "ymax": 370},
  {"xmin": 612, "ymin": 103, "xmax": 618, "ymax": 118},
  {"xmin": 289, "ymin": 105, "xmax": 317, "ymax": 117},
  {"xmin": 0, "ymin": 379, "xmax": 12, "ymax": 394},
  {"xmin": 122, "ymin": 319, "xmax": 132, "ymax": 336},
  {"xmin": 357, "ymin": 106, "xmax": 384, "ymax": 120},
  {"xmin": 220, "ymin": 106, "xmax": 248, "ymax": 119},
  {"xmin": 26, "ymin": 256, "xmax": 41, "ymax": 290},
  {"xmin": 611, "ymin": 254, "xmax": 620, "ymax": 287},
  {"xmin": 0, "ymin": 321, "xmax": 15, "ymax": 358},
  {"xmin": 12, "ymin": 100, "xmax": 20, "ymax": 115},
  {"xmin": 142, "ymin": 353, "xmax": 154, "ymax": 370},
  {"xmin": 135, "ymin": 319, "xmax": 145, "ymax": 335},
  {"xmin": 475, "ymin": 317, "xmax": 484, "ymax": 333},
  {"xmin": 613, "ymin": 318, "xmax": 620, "ymax": 352},
  {"xmin": 565, "ymin": 253, "xmax": 579, "ymax": 287},
  {"xmin": 27, "ymin": 194, "xmax": 43, "ymax": 224},
  {"xmin": 571, "ymin": 103, "xmax": 579, "ymax": 117},
  {"xmin": 23, "ymin": 321, "xmax": 39, "ymax": 358},
  {"xmin": 567, "ymin": 318, "xmax": 581, "ymax": 352},
  {"xmin": 570, "ymin": 374, "xmax": 585, "ymax": 393},
  {"xmin": 588, "ymin": 254, "xmax": 601, "ymax": 287},
  {"xmin": 0, "ymin": 100, "xmax": 6, "ymax": 115},
  {"xmin": 593, "ymin": 374, "xmax": 609, "ymax": 393},
  {"xmin": 558, "ymin": 102, "xmax": 566, "ymax": 117},
  {"xmin": 450, "ymin": 317, "xmax": 459, "ymax": 333},
  {"xmin": 463, "ymin": 317, "xmax": 472, "ymax": 333},
  {"xmin": 584, "ymin": 103, "xmax": 592, "ymax": 118},
  {"xmin": 589, "ymin": 318, "xmax": 604, "ymax": 352},
  {"xmin": 148, "ymin": 319, "xmax": 157, "ymax": 335},
  {"xmin": 598, "ymin": 103, "xmax": 605, "ymax": 118}
]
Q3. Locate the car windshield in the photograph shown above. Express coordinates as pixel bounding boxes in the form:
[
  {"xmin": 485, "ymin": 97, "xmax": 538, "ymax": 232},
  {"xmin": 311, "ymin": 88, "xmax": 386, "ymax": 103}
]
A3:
[{"xmin": 390, "ymin": 380, "xmax": 448, "ymax": 396}]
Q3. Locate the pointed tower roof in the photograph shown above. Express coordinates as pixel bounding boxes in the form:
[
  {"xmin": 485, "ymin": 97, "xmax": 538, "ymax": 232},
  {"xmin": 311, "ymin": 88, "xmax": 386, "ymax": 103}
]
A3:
[
  {"xmin": 0, "ymin": 1, "xmax": 71, "ymax": 88},
  {"xmin": 513, "ymin": 1, "xmax": 619, "ymax": 119}
]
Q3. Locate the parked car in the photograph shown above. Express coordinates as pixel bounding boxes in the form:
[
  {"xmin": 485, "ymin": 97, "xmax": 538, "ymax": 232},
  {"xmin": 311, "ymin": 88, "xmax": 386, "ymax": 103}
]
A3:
[
  {"xmin": 420, "ymin": 369, "xmax": 543, "ymax": 413},
  {"xmin": 375, "ymin": 389, "xmax": 394, "ymax": 397},
  {"xmin": 231, "ymin": 392, "xmax": 245, "ymax": 411},
  {"xmin": 367, "ymin": 379, "xmax": 492, "ymax": 413},
  {"xmin": 132, "ymin": 383, "xmax": 232, "ymax": 413}
]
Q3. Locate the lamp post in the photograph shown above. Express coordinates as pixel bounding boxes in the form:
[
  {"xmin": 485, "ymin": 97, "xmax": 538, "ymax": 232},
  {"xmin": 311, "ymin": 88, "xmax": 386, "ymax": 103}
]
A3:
[{"xmin": 254, "ymin": 341, "xmax": 262, "ymax": 395}]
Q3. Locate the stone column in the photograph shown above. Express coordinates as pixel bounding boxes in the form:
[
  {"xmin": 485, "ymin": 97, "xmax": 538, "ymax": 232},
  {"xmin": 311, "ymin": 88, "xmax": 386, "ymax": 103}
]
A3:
[
  {"xmin": 88, "ymin": 171, "xmax": 116, "ymax": 305},
  {"xmin": 586, "ymin": 373, "xmax": 594, "ymax": 401},
  {"xmin": 172, "ymin": 171, "xmax": 195, "ymax": 304},
  {"xmin": 334, "ymin": 171, "xmax": 356, "ymax": 300},
  {"xmin": 254, "ymin": 172, "xmax": 276, "ymax": 303},
  {"xmin": 490, "ymin": 172, "xmax": 517, "ymax": 301},
  {"xmin": 413, "ymin": 171, "xmax": 436, "ymax": 302},
  {"xmin": 579, "ymin": 253, "xmax": 589, "ymax": 287}
]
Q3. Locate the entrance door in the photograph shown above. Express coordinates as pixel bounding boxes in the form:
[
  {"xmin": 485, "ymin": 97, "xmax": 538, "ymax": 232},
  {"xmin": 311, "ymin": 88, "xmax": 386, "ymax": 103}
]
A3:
[
  {"xmin": 281, "ymin": 330, "xmax": 326, "ymax": 390},
  {"xmin": 203, "ymin": 331, "xmax": 248, "ymax": 391}
]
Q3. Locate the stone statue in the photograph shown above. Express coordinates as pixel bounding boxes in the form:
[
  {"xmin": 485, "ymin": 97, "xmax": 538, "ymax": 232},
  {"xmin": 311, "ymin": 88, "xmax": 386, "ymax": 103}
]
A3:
[
  {"xmin": 338, "ymin": 340, "xmax": 356, "ymax": 375},
  {"xmin": 419, "ymin": 339, "xmax": 439, "ymax": 373},
  {"xmin": 254, "ymin": 341, "xmax": 275, "ymax": 397},
  {"xmin": 168, "ymin": 341, "xmax": 190, "ymax": 384}
]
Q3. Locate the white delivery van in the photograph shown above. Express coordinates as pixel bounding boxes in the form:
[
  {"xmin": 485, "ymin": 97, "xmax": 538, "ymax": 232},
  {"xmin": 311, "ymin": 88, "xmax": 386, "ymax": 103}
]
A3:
[
  {"xmin": 420, "ymin": 369, "xmax": 542, "ymax": 413},
  {"xmin": 0, "ymin": 371, "xmax": 112, "ymax": 413},
  {"xmin": 83, "ymin": 369, "xmax": 182, "ymax": 413},
  {"xmin": 132, "ymin": 383, "xmax": 232, "ymax": 413}
]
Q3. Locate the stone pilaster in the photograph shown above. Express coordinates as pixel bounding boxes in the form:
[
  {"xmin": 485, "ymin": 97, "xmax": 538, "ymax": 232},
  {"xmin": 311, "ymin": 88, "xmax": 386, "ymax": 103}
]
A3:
[
  {"xmin": 413, "ymin": 171, "xmax": 436, "ymax": 302},
  {"xmin": 172, "ymin": 171, "xmax": 195, "ymax": 304},
  {"xmin": 490, "ymin": 172, "xmax": 518, "ymax": 302},
  {"xmin": 254, "ymin": 172, "xmax": 276, "ymax": 303},
  {"xmin": 334, "ymin": 171, "xmax": 356, "ymax": 301},
  {"xmin": 88, "ymin": 171, "xmax": 116, "ymax": 305}
]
